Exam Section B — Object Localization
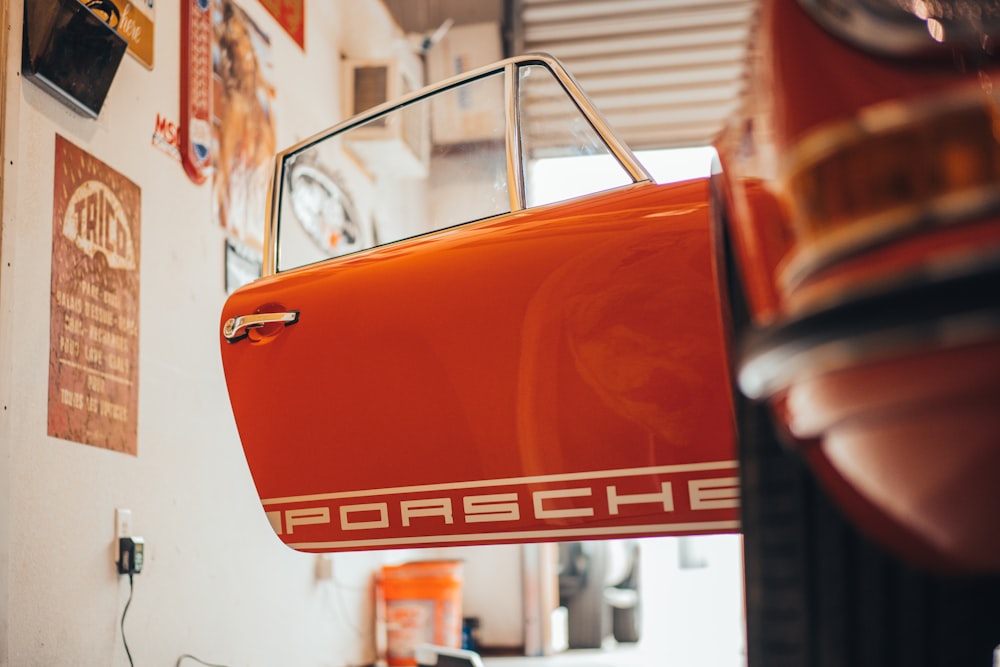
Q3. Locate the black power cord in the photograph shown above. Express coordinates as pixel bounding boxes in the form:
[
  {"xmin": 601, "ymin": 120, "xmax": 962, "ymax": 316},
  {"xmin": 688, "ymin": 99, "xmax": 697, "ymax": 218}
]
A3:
[
  {"xmin": 175, "ymin": 654, "xmax": 229, "ymax": 667},
  {"xmin": 121, "ymin": 573, "xmax": 134, "ymax": 667},
  {"xmin": 116, "ymin": 536, "xmax": 229, "ymax": 667},
  {"xmin": 117, "ymin": 566, "xmax": 230, "ymax": 667}
]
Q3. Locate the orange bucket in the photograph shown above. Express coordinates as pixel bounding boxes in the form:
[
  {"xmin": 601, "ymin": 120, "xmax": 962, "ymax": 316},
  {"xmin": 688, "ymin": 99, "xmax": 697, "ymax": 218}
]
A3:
[{"xmin": 378, "ymin": 560, "xmax": 464, "ymax": 666}]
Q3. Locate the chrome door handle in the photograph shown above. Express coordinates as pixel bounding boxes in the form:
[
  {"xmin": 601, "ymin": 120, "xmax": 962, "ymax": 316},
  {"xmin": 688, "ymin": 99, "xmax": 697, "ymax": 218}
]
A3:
[{"xmin": 223, "ymin": 311, "xmax": 299, "ymax": 341}]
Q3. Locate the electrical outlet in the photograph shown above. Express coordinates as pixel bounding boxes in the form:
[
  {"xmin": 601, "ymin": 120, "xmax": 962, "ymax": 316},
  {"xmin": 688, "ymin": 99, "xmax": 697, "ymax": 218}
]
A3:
[
  {"xmin": 115, "ymin": 508, "xmax": 132, "ymax": 542},
  {"xmin": 315, "ymin": 554, "xmax": 333, "ymax": 581}
]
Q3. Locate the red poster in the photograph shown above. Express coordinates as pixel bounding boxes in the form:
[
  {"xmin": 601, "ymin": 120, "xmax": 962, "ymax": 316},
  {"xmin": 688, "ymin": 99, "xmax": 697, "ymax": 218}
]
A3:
[
  {"xmin": 257, "ymin": 0, "xmax": 304, "ymax": 49},
  {"xmin": 48, "ymin": 136, "xmax": 141, "ymax": 455}
]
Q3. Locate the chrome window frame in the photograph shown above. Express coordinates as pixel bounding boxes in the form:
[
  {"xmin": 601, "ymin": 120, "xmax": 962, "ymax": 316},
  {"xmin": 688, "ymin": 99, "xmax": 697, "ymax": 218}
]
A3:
[{"xmin": 262, "ymin": 53, "xmax": 652, "ymax": 277}]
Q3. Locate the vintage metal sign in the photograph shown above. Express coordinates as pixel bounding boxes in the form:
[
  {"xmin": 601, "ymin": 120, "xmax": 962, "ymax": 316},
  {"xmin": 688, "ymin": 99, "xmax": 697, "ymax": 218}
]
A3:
[
  {"xmin": 257, "ymin": 0, "xmax": 304, "ymax": 49},
  {"xmin": 48, "ymin": 135, "xmax": 141, "ymax": 455},
  {"xmin": 105, "ymin": 0, "xmax": 156, "ymax": 69},
  {"xmin": 180, "ymin": 0, "xmax": 212, "ymax": 184}
]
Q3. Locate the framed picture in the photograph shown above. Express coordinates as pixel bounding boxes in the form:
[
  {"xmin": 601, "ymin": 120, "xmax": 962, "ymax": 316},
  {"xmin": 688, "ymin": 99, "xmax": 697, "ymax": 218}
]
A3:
[{"xmin": 225, "ymin": 239, "xmax": 262, "ymax": 294}]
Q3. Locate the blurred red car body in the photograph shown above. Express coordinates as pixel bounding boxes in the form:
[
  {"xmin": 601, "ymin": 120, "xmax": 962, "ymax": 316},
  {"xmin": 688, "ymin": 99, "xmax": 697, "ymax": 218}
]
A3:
[{"xmin": 715, "ymin": 0, "xmax": 1000, "ymax": 573}]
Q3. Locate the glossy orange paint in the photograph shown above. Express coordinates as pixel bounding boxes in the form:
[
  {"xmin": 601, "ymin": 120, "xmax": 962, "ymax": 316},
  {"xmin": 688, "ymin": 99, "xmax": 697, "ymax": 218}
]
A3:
[{"xmin": 220, "ymin": 180, "xmax": 738, "ymax": 552}]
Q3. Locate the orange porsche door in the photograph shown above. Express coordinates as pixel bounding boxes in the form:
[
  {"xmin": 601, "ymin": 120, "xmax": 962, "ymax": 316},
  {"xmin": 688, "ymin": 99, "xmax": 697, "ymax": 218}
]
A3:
[{"xmin": 218, "ymin": 56, "xmax": 738, "ymax": 552}]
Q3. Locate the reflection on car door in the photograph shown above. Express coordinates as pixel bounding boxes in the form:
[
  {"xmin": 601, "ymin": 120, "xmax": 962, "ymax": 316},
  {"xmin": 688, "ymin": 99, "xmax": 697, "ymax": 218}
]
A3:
[{"xmin": 219, "ymin": 56, "xmax": 738, "ymax": 553}]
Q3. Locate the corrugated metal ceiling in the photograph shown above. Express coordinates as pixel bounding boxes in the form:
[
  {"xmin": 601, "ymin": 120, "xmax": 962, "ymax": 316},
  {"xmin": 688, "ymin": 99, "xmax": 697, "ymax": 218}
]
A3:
[
  {"xmin": 385, "ymin": 0, "xmax": 755, "ymax": 150},
  {"xmin": 512, "ymin": 0, "xmax": 755, "ymax": 150}
]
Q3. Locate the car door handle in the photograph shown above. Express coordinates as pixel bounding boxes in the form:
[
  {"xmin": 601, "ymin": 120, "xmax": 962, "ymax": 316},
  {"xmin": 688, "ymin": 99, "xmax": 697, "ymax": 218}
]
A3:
[{"xmin": 223, "ymin": 311, "xmax": 299, "ymax": 341}]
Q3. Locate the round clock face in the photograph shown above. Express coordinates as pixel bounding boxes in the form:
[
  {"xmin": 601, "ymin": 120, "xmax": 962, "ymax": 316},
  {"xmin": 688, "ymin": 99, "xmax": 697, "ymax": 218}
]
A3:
[{"xmin": 286, "ymin": 160, "xmax": 366, "ymax": 257}]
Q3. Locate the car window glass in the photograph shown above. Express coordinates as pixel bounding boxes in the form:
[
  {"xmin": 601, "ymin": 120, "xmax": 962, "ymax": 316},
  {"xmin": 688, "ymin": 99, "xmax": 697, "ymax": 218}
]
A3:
[
  {"xmin": 518, "ymin": 64, "xmax": 634, "ymax": 207},
  {"xmin": 275, "ymin": 71, "xmax": 509, "ymax": 273}
]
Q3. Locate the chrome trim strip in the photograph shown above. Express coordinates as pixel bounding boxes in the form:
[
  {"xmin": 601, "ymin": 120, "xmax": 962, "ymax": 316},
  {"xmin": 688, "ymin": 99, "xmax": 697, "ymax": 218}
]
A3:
[
  {"xmin": 781, "ymin": 85, "xmax": 987, "ymax": 173},
  {"xmin": 781, "ymin": 187, "xmax": 1000, "ymax": 297},
  {"xmin": 505, "ymin": 62, "xmax": 526, "ymax": 212},
  {"xmin": 740, "ymin": 254, "xmax": 1000, "ymax": 397},
  {"xmin": 544, "ymin": 60, "xmax": 652, "ymax": 184},
  {"xmin": 284, "ymin": 521, "xmax": 743, "ymax": 551},
  {"xmin": 263, "ymin": 155, "xmax": 280, "ymax": 277},
  {"xmin": 740, "ymin": 307, "xmax": 1000, "ymax": 399}
]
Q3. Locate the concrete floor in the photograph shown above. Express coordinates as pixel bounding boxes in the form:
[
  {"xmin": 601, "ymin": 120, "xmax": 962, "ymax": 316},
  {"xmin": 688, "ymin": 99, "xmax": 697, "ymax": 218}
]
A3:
[
  {"xmin": 484, "ymin": 647, "xmax": 669, "ymax": 667},
  {"xmin": 483, "ymin": 644, "xmax": 746, "ymax": 667}
]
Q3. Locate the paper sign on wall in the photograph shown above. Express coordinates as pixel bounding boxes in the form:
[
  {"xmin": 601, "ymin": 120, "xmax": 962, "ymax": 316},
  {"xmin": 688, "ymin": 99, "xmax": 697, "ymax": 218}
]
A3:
[{"xmin": 48, "ymin": 135, "xmax": 141, "ymax": 455}]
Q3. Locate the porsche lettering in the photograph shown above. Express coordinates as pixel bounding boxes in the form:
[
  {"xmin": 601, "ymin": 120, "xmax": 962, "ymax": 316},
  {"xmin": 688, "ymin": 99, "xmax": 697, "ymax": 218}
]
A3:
[{"xmin": 268, "ymin": 478, "xmax": 739, "ymax": 536}]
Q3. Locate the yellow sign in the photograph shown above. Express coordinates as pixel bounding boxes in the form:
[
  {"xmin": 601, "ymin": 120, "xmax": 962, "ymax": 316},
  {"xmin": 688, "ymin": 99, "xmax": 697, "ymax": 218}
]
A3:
[{"xmin": 107, "ymin": 0, "xmax": 156, "ymax": 69}]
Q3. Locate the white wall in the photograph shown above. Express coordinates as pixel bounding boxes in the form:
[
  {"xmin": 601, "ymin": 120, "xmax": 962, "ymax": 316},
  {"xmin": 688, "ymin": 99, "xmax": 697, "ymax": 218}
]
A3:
[
  {"xmin": 637, "ymin": 535, "xmax": 745, "ymax": 666},
  {"xmin": 0, "ymin": 2, "xmax": 419, "ymax": 665},
  {"xmin": 435, "ymin": 544, "xmax": 527, "ymax": 650}
]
